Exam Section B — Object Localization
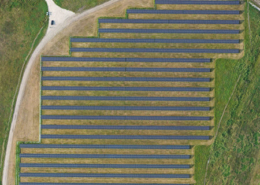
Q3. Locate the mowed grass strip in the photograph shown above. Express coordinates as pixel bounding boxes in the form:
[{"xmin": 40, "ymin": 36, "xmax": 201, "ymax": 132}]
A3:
[
  {"xmin": 20, "ymin": 167, "xmax": 194, "ymax": 174},
  {"xmin": 42, "ymin": 61, "xmax": 215, "ymax": 68},
  {"xmin": 40, "ymin": 138, "xmax": 211, "ymax": 145},
  {"xmin": 41, "ymin": 129, "xmax": 213, "ymax": 136},
  {"xmin": 71, "ymin": 42, "xmax": 242, "ymax": 50},
  {"xmin": 71, "ymin": 52, "xmax": 241, "ymax": 60},
  {"xmin": 42, "ymin": 81, "xmax": 214, "ymax": 88},
  {"xmin": 41, "ymin": 109, "xmax": 214, "ymax": 117},
  {"xmin": 127, "ymin": 13, "xmax": 243, "ymax": 20},
  {"xmin": 41, "ymin": 119, "xmax": 214, "ymax": 126},
  {"xmin": 156, "ymin": 4, "xmax": 244, "ymax": 10},
  {"xmin": 21, "ymin": 157, "xmax": 194, "ymax": 165},
  {"xmin": 20, "ymin": 177, "xmax": 195, "ymax": 184},
  {"xmin": 41, "ymin": 90, "xmax": 214, "ymax": 98},
  {"xmin": 42, "ymin": 100, "xmax": 213, "ymax": 107},
  {"xmin": 42, "ymin": 71, "xmax": 214, "ymax": 78},
  {"xmin": 21, "ymin": 148, "xmax": 193, "ymax": 155},
  {"xmin": 100, "ymin": 33, "xmax": 243, "ymax": 40}
]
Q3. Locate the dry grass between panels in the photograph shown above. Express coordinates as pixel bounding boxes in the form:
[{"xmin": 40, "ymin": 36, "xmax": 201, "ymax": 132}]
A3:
[
  {"xmin": 128, "ymin": 13, "xmax": 244, "ymax": 20},
  {"xmin": 100, "ymin": 32, "xmax": 244, "ymax": 40},
  {"xmin": 20, "ymin": 167, "xmax": 194, "ymax": 174},
  {"xmin": 156, "ymin": 4, "xmax": 244, "ymax": 11},
  {"xmin": 21, "ymin": 157, "xmax": 194, "ymax": 165},
  {"xmin": 41, "ymin": 120, "xmax": 214, "ymax": 127},
  {"xmin": 40, "ymin": 129, "xmax": 213, "ymax": 136},
  {"xmin": 41, "ymin": 90, "xmax": 214, "ymax": 97},
  {"xmin": 40, "ymin": 138, "xmax": 212, "ymax": 146},
  {"xmin": 71, "ymin": 42, "xmax": 242, "ymax": 50},
  {"xmin": 21, "ymin": 148, "xmax": 194, "ymax": 155},
  {"xmin": 20, "ymin": 177, "xmax": 195, "ymax": 184},
  {"xmin": 42, "ymin": 100, "xmax": 213, "ymax": 107},
  {"xmin": 42, "ymin": 61, "xmax": 215, "ymax": 68}
]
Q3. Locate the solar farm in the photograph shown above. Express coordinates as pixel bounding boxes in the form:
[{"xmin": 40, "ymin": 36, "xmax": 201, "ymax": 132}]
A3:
[{"xmin": 18, "ymin": 0, "xmax": 244, "ymax": 184}]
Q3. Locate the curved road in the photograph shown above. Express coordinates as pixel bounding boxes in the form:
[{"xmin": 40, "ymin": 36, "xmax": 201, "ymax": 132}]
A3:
[{"xmin": 2, "ymin": 0, "xmax": 120, "ymax": 184}]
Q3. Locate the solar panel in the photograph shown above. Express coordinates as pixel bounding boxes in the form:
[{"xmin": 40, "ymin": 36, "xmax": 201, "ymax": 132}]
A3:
[
  {"xmin": 99, "ymin": 19, "xmax": 240, "ymax": 24},
  {"xmin": 41, "ymin": 86, "xmax": 211, "ymax": 91},
  {"xmin": 41, "ymin": 125, "xmax": 210, "ymax": 130},
  {"xmin": 41, "ymin": 96, "xmax": 211, "ymax": 101},
  {"xmin": 155, "ymin": 0, "xmax": 240, "ymax": 5},
  {"xmin": 41, "ymin": 67, "xmax": 211, "ymax": 72},
  {"xmin": 41, "ymin": 77, "xmax": 211, "ymax": 82},
  {"xmin": 70, "ymin": 38, "xmax": 240, "ymax": 44},
  {"xmin": 70, "ymin": 48, "xmax": 240, "ymax": 53},
  {"xmin": 20, "ymin": 153, "xmax": 191, "ymax": 159},
  {"xmin": 98, "ymin": 28, "xmax": 240, "ymax": 34},
  {"xmin": 41, "ymin": 115, "xmax": 211, "ymax": 120},
  {"xmin": 126, "ymin": 9, "xmax": 240, "ymax": 14},
  {"xmin": 19, "ymin": 144, "xmax": 191, "ymax": 149},
  {"xmin": 20, "ymin": 163, "xmax": 191, "ymax": 169},
  {"xmin": 41, "ymin": 135, "xmax": 210, "ymax": 140},
  {"xmin": 19, "ymin": 173, "xmax": 191, "ymax": 178},
  {"xmin": 41, "ymin": 57, "xmax": 210, "ymax": 62}
]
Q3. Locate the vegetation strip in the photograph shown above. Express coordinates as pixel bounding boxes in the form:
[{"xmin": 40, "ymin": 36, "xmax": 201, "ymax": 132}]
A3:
[{"xmin": 155, "ymin": 0, "xmax": 241, "ymax": 5}]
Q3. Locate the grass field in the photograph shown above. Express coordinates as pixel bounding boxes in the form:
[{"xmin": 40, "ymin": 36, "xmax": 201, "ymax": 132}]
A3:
[
  {"xmin": 17, "ymin": 0, "xmax": 251, "ymax": 184},
  {"xmin": 54, "ymin": 0, "xmax": 109, "ymax": 12},
  {"xmin": 195, "ymin": 3, "xmax": 260, "ymax": 185},
  {"xmin": 0, "ymin": 0, "xmax": 48, "ymax": 182}
]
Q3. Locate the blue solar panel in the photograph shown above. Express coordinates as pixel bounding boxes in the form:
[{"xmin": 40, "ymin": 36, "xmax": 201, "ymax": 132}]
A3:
[
  {"xmin": 19, "ymin": 144, "xmax": 191, "ymax": 149},
  {"xmin": 41, "ymin": 96, "xmax": 211, "ymax": 101},
  {"xmin": 41, "ymin": 77, "xmax": 211, "ymax": 82},
  {"xmin": 41, "ymin": 125, "xmax": 210, "ymax": 130},
  {"xmin": 19, "ymin": 183, "xmax": 190, "ymax": 185},
  {"xmin": 19, "ymin": 173, "xmax": 191, "ymax": 178},
  {"xmin": 41, "ymin": 135, "xmax": 210, "ymax": 140},
  {"xmin": 99, "ymin": 28, "xmax": 240, "ymax": 34},
  {"xmin": 41, "ymin": 115, "xmax": 211, "ymax": 120},
  {"xmin": 41, "ymin": 67, "xmax": 211, "ymax": 72},
  {"xmin": 20, "ymin": 154, "xmax": 191, "ymax": 159},
  {"xmin": 20, "ymin": 163, "xmax": 191, "ymax": 169},
  {"xmin": 70, "ymin": 38, "xmax": 240, "ymax": 43},
  {"xmin": 41, "ymin": 57, "xmax": 210, "ymax": 62},
  {"xmin": 126, "ymin": 9, "xmax": 240, "ymax": 14},
  {"xmin": 155, "ymin": 0, "xmax": 240, "ymax": 5},
  {"xmin": 41, "ymin": 86, "xmax": 211, "ymax": 91},
  {"xmin": 70, "ymin": 48, "xmax": 240, "ymax": 53},
  {"xmin": 99, "ymin": 19, "xmax": 240, "ymax": 24}
]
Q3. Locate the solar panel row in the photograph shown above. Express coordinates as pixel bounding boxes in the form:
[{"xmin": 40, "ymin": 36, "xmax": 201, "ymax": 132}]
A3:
[
  {"xmin": 19, "ymin": 173, "xmax": 191, "ymax": 178},
  {"xmin": 70, "ymin": 38, "xmax": 240, "ymax": 43},
  {"xmin": 41, "ymin": 125, "xmax": 211, "ymax": 130},
  {"xmin": 41, "ymin": 77, "xmax": 211, "ymax": 82},
  {"xmin": 20, "ymin": 163, "xmax": 191, "ymax": 169},
  {"xmin": 20, "ymin": 154, "xmax": 191, "ymax": 159},
  {"xmin": 41, "ymin": 96, "xmax": 211, "ymax": 101},
  {"xmin": 41, "ymin": 67, "xmax": 211, "ymax": 72},
  {"xmin": 155, "ymin": 0, "xmax": 240, "ymax": 5},
  {"xmin": 70, "ymin": 48, "xmax": 240, "ymax": 53},
  {"xmin": 41, "ymin": 135, "xmax": 210, "ymax": 140},
  {"xmin": 41, "ymin": 86, "xmax": 211, "ymax": 91},
  {"xmin": 98, "ymin": 28, "xmax": 240, "ymax": 34},
  {"xmin": 41, "ymin": 57, "xmax": 210, "ymax": 62},
  {"xmin": 99, "ymin": 19, "xmax": 240, "ymax": 24},
  {"xmin": 41, "ymin": 115, "xmax": 211, "ymax": 120},
  {"xmin": 126, "ymin": 9, "xmax": 240, "ymax": 14},
  {"xmin": 19, "ymin": 144, "xmax": 191, "ymax": 149}
]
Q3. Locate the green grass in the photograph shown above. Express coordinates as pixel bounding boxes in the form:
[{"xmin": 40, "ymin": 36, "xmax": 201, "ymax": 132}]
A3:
[
  {"xmin": 54, "ymin": 0, "xmax": 109, "ymax": 12},
  {"xmin": 0, "ymin": 0, "xmax": 48, "ymax": 182},
  {"xmin": 195, "ymin": 3, "xmax": 260, "ymax": 185}
]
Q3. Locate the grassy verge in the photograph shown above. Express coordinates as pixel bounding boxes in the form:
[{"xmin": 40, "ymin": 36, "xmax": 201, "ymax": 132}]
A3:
[
  {"xmin": 195, "ymin": 3, "xmax": 260, "ymax": 184},
  {"xmin": 54, "ymin": 0, "xmax": 109, "ymax": 13},
  {"xmin": 0, "ymin": 0, "xmax": 48, "ymax": 182}
]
